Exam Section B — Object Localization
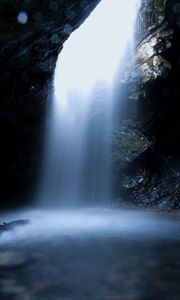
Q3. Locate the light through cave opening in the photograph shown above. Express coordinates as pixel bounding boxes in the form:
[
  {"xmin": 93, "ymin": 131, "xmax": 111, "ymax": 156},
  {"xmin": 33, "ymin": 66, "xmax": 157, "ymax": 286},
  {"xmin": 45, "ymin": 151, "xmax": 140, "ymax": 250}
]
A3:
[{"xmin": 38, "ymin": 0, "xmax": 140, "ymax": 207}]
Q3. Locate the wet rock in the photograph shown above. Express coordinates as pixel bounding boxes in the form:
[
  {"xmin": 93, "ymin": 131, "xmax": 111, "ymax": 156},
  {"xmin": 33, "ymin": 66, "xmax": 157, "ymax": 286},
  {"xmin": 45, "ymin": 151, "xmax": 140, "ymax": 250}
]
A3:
[
  {"xmin": 135, "ymin": 25, "xmax": 173, "ymax": 82},
  {"xmin": 122, "ymin": 174, "xmax": 145, "ymax": 190},
  {"xmin": 0, "ymin": 219, "xmax": 30, "ymax": 231},
  {"xmin": 114, "ymin": 0, "xmax": 180, "ymax": 209},
  {"xmin": 0, "ymin": 280, "xmax": 32, "ymax": 300},
  {"xmin": 122, "ymin": 155, "xmax": 180, "ymax": 209},
  {"xmin": 0, "ymin": 251, "xmax": 28, "ymax": 269},
  {"xmin": 136, "ymin": 0, "xmax": 166, "ymax": 39},
  {"xmin": 173, "ymin": 3, "xmax": 180, "ymax": 13},
  {"xmin": 0, "ymin": 0, "xmax": 101, "ymax": 206},
  {"xmin": 129, "ymin": 90, "xmax": 146, "ymax": 101},
  {"xmin": 111, "ymin": 121, "xmax": 151, "ymax": 168}
]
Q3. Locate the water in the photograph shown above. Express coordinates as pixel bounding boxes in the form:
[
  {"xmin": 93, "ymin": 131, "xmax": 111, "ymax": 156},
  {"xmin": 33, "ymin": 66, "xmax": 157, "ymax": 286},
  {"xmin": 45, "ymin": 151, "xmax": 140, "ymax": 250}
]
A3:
[
  {"xmin": 38, "ymin": 0, "xmax": 139, "ymax": 207},
  {"xmin": 0, "ymin": 209, "xmax": 180, "ymax": 300},
  {"xmin": 0, "ymin": 209, "xmax": 180, "ymax": 243}
]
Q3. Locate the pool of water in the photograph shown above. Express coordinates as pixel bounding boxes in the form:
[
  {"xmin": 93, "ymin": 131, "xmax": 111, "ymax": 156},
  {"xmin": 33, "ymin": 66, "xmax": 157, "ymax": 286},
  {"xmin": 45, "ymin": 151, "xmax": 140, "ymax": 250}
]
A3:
[{"xmin": 0, "ymin": 208, "xmax": 180, "ymax": 300}]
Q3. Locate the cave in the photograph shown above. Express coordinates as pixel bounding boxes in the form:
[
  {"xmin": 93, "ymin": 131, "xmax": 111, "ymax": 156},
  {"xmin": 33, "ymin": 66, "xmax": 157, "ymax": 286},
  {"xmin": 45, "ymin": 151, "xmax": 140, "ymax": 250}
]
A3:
[{"xmin": 0, "ymin": 1, "xmax": 180, "ymax": 299}]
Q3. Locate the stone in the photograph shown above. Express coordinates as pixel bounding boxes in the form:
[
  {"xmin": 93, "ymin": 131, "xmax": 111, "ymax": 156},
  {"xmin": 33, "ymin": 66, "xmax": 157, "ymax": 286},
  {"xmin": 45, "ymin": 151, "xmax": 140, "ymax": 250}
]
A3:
[
  {"xmin": 0, "ymin": 280, "xmax": 32, "ymax": 300},
  {"xmin": 0, "ymin": 251, "xmax": 28, "ymax": 269},
  {"xmin": 111, "ymin": 122, "xmax": 151, "ymax": 168},
  {"xmin": 134, "ymin": 24, "xmax": 174, "ymax": 82},
  {"xmin": 0, "ymin": 0, "xmax": 101, "ymax": 206},
  {"xmin": 173, "ymin": 3, "xmax": 180, "ymax": 13}
]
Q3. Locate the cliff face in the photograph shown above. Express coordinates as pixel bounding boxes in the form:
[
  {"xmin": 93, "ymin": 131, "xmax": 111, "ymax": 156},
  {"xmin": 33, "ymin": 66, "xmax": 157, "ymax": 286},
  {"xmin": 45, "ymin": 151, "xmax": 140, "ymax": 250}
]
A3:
[
  {"xmin": 0, "ymin": 0, "xmax": 100, "ymax": 206},
  {"xmin": 113, "ymin": 0, "xmax": 180, "ymax": 209}
]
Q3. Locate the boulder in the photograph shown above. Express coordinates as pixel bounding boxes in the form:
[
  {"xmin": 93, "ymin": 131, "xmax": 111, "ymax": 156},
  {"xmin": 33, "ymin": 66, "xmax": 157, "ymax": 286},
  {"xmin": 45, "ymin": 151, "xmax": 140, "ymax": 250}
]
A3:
[{"xmin": 111, "ymin": 121, "xmax": 151, "ymax": 169}]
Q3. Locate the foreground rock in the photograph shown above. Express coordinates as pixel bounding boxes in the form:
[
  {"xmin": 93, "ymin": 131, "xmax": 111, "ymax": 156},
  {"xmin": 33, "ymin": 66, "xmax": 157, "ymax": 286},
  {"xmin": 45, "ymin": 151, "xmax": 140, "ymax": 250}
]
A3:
[
  {"xmin": 0, "ymin": 251, "xmax": 28, "ymax": 269},
  {"xmin": 0, "ymin": 219, "xmax": 29, "ymax": 231},
  {"xmin": 0, "ymin": 279, "xmax": 32, "ymax": 300}
]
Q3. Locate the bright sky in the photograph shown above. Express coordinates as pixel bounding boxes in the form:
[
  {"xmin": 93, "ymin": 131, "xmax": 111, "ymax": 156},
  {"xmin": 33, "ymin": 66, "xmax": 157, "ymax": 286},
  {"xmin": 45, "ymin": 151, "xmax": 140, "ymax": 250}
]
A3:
[{"xmin": 55, "ymin": 0, "xmax": 139, "ymax": 103}]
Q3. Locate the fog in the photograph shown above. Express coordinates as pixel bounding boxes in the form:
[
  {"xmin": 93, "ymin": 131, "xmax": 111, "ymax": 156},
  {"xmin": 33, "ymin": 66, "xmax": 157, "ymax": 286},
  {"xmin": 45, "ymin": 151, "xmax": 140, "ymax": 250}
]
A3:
[{"xmin": 1, "ymin": 209, "xmax": 179, "ymax": 245}]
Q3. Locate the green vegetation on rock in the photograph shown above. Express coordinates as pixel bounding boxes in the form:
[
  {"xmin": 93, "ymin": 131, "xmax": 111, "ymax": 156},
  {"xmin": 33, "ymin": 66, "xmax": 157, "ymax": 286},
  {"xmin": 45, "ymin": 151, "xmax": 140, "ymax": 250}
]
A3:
[{"xmin": 121, "ymin": 135, "xmax": 146, "ymax": 152}]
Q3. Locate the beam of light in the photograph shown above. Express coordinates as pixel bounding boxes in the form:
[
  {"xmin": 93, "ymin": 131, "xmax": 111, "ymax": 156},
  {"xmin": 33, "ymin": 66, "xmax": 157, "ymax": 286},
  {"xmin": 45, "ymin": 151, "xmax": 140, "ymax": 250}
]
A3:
[{"xmin": 55, "ymin": 0, "xmax": 139, "ymax": 103}]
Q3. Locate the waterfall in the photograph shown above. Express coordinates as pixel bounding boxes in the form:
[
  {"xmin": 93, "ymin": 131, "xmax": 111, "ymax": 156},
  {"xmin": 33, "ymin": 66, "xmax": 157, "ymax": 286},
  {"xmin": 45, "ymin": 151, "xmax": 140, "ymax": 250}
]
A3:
[{"xmin": 39, "ymin": 0, "xmax": 139, "ymax": 207}]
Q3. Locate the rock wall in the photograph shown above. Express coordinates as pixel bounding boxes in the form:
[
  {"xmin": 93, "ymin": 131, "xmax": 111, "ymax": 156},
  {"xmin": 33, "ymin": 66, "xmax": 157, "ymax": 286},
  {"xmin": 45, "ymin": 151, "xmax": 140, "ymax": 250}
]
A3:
[
  {"xmin": 0, "ymin": 0, "xmax": 100, "ymax": 207},
  {"xmin": 113, "ymin": 0, "xmax": 180, "ymax": 210}
]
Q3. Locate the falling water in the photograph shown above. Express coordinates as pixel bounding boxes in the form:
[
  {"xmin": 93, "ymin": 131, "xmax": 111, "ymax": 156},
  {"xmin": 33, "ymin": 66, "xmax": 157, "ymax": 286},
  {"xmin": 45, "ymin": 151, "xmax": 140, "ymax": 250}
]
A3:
[{"xmin": 39, "ymin": 0, "xmax": 139, "ymax": 207}]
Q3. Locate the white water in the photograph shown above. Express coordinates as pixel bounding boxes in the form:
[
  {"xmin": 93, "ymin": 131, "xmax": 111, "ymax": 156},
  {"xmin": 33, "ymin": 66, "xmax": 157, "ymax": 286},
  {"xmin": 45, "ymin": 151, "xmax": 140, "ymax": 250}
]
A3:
[
  {"xmin": 1, "ymin": 209, "xmax": 180, "ymax": 244},
  {"xmin": 39, "ymin": 0, "xmax": 139, "ymax": 207}
]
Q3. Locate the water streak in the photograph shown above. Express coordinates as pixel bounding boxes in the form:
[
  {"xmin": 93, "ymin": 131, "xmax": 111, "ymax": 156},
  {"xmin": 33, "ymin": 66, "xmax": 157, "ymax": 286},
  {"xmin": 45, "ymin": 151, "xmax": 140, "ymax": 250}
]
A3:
[{"xmin": 39, "ymin": 0, "xmax": 139, "ymax": 206}]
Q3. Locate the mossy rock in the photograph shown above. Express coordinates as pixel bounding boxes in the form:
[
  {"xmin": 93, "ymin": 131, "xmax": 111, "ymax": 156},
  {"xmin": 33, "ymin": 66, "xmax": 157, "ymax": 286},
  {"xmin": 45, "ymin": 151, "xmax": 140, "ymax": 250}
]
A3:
[
  {"xmin": 129, "ymin": 91, "xmax": 146, "ymax": 101},
  {"xmin": 121, "ymin": 135, "xmax": 146, "ymax": 151},
  {"xmin": 111, "ymin": 124, "xmax": 151, "ymax": 166}
]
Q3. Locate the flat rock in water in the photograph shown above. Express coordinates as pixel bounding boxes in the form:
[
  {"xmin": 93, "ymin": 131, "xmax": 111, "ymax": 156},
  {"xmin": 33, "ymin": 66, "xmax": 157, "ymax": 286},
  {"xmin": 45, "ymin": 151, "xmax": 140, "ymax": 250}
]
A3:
[
  {"xmin": 0, "ymin": 279, "xmax": 32, "ymax": 300},
  {"xmin": 0, "ymin": 219, "xmax": 29, "ymax": 231},
  {"xmin": 0, "ymin": 251, "xmax": 28, "ymax": 269}
]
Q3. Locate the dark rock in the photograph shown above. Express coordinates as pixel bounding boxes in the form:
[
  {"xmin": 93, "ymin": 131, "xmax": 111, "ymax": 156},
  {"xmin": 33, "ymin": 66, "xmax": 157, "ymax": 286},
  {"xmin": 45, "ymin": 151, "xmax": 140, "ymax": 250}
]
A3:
[
  {"xmin": 0, "ymin": 279, "xmax": 31, "ymax": 300},
  {"xmin": 0, "ymin": 0, "xmax": 101, "ymax": 207},
  {"xmin": 111, "ymin": 121, "xmax": 151, "ymax": 169},
  {"xmin": 0, "ymin": 219, "xmax": 29, "ymax": 231},
  {"xmin": 117, "ymin": 152, "xmax": 180, "ymax": 210},
  {"xmin": 113, "ymin": 0, "xmax": 180, "ymax": 209},
  {"xmin": 0, "ymin": 251, "xmax": 28, "ymax": 269}
]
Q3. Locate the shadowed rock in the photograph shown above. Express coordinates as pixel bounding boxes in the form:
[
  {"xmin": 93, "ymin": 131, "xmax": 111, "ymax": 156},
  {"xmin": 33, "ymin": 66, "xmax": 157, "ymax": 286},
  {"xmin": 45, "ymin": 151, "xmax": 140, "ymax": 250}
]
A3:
[{"xmin": 0, "ymin": 219, "xmax": 29, "ymax": 231}]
